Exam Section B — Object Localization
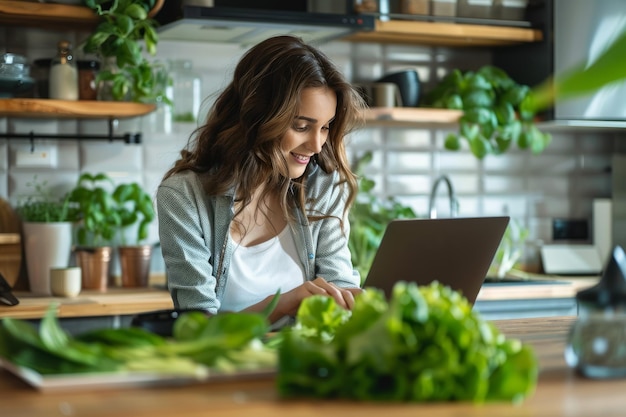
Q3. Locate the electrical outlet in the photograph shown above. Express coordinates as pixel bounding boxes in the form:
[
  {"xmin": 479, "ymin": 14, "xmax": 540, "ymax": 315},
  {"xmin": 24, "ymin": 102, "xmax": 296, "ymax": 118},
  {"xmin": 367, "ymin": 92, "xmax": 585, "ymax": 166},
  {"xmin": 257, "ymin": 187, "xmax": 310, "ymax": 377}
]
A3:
[{"xmin": 15, "ymin": 146, "xmax": 58, "ymax": 168}]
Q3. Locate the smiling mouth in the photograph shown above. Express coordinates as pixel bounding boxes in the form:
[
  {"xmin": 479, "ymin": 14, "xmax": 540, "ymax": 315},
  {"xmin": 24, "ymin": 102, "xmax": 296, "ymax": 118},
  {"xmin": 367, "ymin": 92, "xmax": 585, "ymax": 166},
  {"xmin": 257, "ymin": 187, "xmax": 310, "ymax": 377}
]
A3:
[{"xmin": 291, "ymin": 152, "xmax": 311, "ymax": 163}]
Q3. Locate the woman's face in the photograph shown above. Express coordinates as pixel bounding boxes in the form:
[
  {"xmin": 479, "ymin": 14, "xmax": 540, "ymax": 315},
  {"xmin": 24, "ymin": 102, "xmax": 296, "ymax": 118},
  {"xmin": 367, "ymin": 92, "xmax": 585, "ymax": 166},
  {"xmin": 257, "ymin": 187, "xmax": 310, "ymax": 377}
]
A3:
[{"xmin": 281, "ymin": 86, "xmax": 337, "ymax": 179}]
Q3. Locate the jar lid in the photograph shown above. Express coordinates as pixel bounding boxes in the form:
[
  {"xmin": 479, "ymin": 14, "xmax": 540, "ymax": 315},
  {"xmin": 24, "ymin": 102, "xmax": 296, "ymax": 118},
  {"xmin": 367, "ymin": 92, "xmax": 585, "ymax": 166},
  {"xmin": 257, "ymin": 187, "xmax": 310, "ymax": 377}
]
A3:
[
  {"xmin": 576, "ymin": 245, "xmax": 626, "ymax": 307},
  {"xmin": 77, "ymin": 60, "xmax": 101, "ymax": 70}
]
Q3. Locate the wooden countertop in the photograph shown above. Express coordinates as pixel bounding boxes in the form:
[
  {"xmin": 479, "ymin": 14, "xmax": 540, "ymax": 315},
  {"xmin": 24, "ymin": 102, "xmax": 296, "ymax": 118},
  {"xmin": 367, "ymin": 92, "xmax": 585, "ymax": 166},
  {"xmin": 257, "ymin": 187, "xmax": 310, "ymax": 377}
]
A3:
[
  {"xmin": 0, "ymin": 274, "xmax": 598, "ymax": 320},
  {"xmin": 0, "ymin": 287, "xmax": 174, "ymax": 319},
  {"xmin": 2, "ymin": 316, "xmax": 625, "ymax": 416}
]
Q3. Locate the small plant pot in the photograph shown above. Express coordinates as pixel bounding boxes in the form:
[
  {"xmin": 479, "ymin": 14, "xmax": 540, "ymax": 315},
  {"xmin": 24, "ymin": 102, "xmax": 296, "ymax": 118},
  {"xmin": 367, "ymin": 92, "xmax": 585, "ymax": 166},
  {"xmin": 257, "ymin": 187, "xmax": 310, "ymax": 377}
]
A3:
[
  {"xmin": 119, "ymin": 245, "xmax": 152, "ymax": 288},
  {"xmin": 74, "ymin": 246, "xmax": 112, "ymax": 292}
]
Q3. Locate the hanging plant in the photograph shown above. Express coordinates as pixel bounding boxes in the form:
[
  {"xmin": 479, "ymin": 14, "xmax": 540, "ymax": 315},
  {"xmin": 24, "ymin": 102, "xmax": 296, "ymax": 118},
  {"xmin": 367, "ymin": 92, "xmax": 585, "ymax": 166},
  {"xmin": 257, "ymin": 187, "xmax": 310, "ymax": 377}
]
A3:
[
  {"xmin": 81, "ymin": 0, "xmax": 169, "ymax": 104},
  {"xmin": 424, "ymin": 65, "xmax": 552, "ymax": 159}
]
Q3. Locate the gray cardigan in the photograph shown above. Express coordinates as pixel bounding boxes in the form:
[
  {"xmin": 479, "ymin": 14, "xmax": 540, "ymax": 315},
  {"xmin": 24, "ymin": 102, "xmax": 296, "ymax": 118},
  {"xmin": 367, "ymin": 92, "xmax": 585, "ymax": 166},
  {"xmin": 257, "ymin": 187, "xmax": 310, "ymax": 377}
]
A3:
[{"xmin": 156, "ymin": 167, "xmax": 360, "ymax": 314}]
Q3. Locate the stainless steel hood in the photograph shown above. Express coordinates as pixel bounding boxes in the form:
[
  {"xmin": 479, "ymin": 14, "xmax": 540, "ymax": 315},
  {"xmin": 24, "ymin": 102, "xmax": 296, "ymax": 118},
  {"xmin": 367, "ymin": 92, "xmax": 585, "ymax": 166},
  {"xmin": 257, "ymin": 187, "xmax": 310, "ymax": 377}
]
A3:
[{"xmin": 154, "ymin": 0, "xmax": 375, "ymax": 45}]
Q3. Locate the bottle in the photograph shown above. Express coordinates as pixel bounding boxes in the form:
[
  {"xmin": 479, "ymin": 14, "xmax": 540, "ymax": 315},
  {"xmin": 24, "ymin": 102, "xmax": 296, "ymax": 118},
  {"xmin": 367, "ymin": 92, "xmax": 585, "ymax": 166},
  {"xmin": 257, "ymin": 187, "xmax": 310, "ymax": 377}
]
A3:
[
  {"xmin": 49, "ymin": 40, "xmax": 79, "ymax": 100},
  {"xmin": 169, "ymin": 59, "xmax": 202, "ymax": 123},
  {"xmin": 565, "ymin": 245, "xmax": 626, "ymax": 378}
]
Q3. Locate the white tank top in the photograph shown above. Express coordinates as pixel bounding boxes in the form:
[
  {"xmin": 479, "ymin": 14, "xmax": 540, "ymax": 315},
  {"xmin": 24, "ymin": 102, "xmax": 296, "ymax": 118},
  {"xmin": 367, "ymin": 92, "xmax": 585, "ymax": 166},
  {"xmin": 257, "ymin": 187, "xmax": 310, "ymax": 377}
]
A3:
[{"xmin": 220, "ymin": 225, "xmax": 305, "ymax": 312}]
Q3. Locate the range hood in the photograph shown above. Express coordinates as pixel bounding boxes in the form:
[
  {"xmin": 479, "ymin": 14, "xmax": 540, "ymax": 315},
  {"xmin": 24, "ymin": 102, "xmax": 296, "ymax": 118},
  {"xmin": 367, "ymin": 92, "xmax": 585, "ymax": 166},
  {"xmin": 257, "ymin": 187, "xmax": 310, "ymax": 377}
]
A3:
[
  {"xmin": 494, "ymin": 0, "xmax": 626, "ymax": 127},
  {"xmin": 154, "ymin": 0, "xmax": 375, "ymax": 45}
]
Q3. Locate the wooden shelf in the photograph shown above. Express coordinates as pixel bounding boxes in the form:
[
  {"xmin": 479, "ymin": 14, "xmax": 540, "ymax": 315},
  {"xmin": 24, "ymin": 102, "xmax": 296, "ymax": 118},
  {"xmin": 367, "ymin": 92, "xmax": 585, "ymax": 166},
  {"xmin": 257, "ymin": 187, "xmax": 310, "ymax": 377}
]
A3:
[
  {"xmin": 0, "ymin": 0, "xmax": 163, "ymax": 30},
  {"xmin": 343, "ymin": 19, "xmax": 543, "ymax": 46},
  {"xmin": 0, "ymin": 99, "xmax": 156, "ymax": 119},
  {"xmin": 364, "ymin": 107, "xmax": 462, "ymax": 126}
]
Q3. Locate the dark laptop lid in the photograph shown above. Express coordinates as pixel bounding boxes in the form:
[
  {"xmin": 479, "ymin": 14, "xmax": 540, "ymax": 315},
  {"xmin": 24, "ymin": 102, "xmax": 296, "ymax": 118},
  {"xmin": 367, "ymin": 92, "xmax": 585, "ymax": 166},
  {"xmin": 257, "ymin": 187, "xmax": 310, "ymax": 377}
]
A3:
[{"xmin": 363, "ymin": 216, "xmax": 510, "ymax": 304}]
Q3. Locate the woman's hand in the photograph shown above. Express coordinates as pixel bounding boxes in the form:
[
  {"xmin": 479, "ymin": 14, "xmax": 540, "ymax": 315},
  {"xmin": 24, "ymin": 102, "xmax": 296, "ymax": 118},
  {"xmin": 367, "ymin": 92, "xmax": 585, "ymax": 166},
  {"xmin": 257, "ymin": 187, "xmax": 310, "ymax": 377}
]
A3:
[{"xmin": 275, "ymin": 277, "xmax": 362, "ymax": 318}]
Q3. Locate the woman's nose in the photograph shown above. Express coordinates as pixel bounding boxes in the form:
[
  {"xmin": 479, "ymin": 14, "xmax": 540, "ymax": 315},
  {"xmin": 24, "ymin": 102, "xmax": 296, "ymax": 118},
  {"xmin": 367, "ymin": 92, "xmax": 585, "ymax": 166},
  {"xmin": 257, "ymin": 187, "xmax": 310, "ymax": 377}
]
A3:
[{"xmin": 307, "ymin": 131, "xmax": 325, "ymax": 154}]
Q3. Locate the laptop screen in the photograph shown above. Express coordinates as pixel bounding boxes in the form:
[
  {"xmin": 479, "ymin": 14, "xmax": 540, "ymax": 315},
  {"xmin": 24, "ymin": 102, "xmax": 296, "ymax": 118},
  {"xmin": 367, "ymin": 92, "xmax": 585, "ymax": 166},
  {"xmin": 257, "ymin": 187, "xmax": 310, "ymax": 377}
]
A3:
[{"xmin": 363, "ymin": 216, "xmax": 510, "ymax": 305}]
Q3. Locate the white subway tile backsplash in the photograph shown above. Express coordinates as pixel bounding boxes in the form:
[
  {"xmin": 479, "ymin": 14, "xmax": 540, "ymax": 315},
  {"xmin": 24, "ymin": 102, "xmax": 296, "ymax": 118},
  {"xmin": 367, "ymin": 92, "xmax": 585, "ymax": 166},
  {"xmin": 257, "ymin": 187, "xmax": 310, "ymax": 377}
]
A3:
[
  {"xmin": 435, "ymin": 150, "xmax": 481, "ymax": 171},
  {"xmin": 10, "ymin": 171, "xmax": 78, "ymax": 204},
  {"xmin": 9, "ymin": 118, "xmax": 58, "ymax": 134},
  {"xmin": 80, "ymin": 142, "xmax": 142, "ymax": 172},
  {"xmin": 482, "ymin": 196, "xmax": 528, "ymax": 217},
  {"xmin": 528, "ymin": 155, "xmax": 577, "ymax": 174},
  {"xmin": 142, "ymin": 137, "xmax": 188, "ymax": 173},
  {"xmin": 483, "ymin": 175, "xmax": 526, "ymax": 193},
  {"xmin": 387, "ymin": 153, "xmax": 431, "ymax": 172},
  {"xmin": 0, "ymin": 141, "xmax": 7, "ymax": 171},
  {"xmin": 386, "ymin": 129, "xmax": 431, "ymax": 148},
  {"xmin": 387, "ymin": 174, "xmax": 431, "ymax": 194}
]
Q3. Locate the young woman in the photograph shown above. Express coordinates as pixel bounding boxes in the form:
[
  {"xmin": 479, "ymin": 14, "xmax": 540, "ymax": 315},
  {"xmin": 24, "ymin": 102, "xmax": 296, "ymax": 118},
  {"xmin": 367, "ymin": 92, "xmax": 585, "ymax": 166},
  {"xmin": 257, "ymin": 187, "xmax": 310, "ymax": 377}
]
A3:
[{"xmin": 157, "ymin": 35, "xmax": 366, "ymax": 324}]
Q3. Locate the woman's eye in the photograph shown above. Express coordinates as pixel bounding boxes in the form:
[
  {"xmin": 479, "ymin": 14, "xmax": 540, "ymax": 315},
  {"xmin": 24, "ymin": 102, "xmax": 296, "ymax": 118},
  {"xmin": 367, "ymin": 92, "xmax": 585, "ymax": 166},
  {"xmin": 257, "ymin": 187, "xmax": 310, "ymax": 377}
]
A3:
[{"xmin": 294, "ymin": 125, "xmax": 307, "ymax": 132}]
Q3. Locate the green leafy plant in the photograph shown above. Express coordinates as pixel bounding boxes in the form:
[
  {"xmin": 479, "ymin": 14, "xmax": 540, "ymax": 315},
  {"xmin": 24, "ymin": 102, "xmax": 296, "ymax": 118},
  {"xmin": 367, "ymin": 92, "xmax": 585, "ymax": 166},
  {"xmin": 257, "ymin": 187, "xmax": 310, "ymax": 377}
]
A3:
[
  {"xmin": 488, "ymin": 218, "xmax": 529, "ymax": 279},
  {"xmin": 277, "ymin": 281, "xmax": 538, "ymax": 403},
  {"xmin": 349, "ymin": 152, "xmax": 417, "ymax": 282},
  {"xmin": 14, "ymin": 176, "xmax": 76, "ymax": 223},
  {"xmin": 68, "ymin": 172, "xmax": 157, "ymax": 246},
  {"xmin": 68, "ymin": 172, "xmax": 121, "ymax": 247},
  {"xmin": 81, "ymin": 0, "xmax": 169, "ymax": 104},
  {"xmin": 424, "ymin": 65, "xmax": 552, "ymax": 159},
  {"xmin": 113, "ymin": 182, "xmax": 155, "ymax": 245}
]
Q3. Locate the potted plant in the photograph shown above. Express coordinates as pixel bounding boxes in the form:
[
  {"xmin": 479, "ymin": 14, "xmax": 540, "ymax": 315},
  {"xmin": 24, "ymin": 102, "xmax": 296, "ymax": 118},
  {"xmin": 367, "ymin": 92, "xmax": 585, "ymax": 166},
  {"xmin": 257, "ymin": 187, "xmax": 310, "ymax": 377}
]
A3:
[
  {"xmin": 14, "ymin": 177, "xmax": 77, "ymax": 296},
  {"xmin": 349, "ymin": 152, "xmax": 417, "ymax": 282},
  {"xmin": 81, "ymin": 0, "xmax": 168, "ymax": 104},
  {"xmin": 423, "ymin": 65, "xmax": 552, "ymax": 159},
  {"xmin": 113, "ymin": 181, "xmax": 156, "ymax": 287},
  {"xmin": 67, "ymin": 172, "xmax": 120, "ymax": 291}
]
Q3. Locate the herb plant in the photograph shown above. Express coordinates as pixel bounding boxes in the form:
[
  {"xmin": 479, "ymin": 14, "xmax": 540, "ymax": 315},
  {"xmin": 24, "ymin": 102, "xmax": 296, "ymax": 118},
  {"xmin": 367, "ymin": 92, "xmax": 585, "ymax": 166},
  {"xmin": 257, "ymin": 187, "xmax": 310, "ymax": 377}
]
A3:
[
  {"xmin": 81, "ymin": 0, "xmax": 169, "ymax": 104},
  {"xmin": 113, "ymin": 182, "xmax": 155, "ymax": 245},
  {"xmin": 277, "ymin": 281, "xmax": 538, "ymax": 403},
  {"xmin": 15, "ymin": 176, "xmax": 75, "ymax": 223},
  {"xmin": 68, "ymin": 172, "xmax": 121, "ymax": 247},
  {"xmin": 424, "ymin": 65, "xmax": 552, "ymax": 159}
]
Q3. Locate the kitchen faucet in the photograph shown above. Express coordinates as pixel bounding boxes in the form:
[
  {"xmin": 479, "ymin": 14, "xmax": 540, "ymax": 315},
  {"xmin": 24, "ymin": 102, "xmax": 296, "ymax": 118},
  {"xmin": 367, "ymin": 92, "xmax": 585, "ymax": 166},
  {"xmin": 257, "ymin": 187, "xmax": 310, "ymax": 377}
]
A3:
[{"xmin": 428, "ymin": 175, "xmax": 459, "ymax": 219}]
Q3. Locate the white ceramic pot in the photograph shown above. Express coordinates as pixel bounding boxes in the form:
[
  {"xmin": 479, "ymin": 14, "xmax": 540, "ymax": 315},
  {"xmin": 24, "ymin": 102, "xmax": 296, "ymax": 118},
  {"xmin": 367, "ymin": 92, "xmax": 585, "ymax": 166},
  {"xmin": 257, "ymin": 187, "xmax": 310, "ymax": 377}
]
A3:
[{"xmin": 22, "ymin": 222, "xmax": 73, "ymax": 296}]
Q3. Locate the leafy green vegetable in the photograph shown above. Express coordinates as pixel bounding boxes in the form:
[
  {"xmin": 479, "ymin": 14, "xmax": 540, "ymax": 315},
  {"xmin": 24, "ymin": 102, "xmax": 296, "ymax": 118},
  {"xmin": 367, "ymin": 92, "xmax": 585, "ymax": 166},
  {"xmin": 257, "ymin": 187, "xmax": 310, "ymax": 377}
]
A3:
[
  {"xmin": 0, "ymin": 305, "xmax": 277, "ymax": 377},
  {"xmin": 277, "ymin": 281, "xmax": 538, "ymax": 403},
  {"xmin": 424, "ymin": 66, "xmax": 552, "ymax": 159}
]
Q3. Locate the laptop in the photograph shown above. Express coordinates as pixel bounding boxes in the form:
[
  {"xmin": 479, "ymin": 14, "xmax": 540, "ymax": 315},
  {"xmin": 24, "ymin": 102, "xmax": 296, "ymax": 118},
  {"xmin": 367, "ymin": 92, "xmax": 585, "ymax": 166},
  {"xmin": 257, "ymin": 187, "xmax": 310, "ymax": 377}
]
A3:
[{"xmin": 363, "ymin": 216, "xmax": 510, "ymax": 305}]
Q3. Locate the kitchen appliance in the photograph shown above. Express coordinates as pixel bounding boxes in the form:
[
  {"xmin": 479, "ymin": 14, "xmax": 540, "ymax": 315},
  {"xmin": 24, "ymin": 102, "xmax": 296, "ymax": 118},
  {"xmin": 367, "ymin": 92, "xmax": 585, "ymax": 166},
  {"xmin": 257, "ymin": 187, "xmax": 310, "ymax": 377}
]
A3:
[
  {"xmin": 154, "ymin": 0, "xmax": 375, "ymax": 45},
  {"xmin": 494, "ymin": 0, "xmax": 626, "ymax": 125}
]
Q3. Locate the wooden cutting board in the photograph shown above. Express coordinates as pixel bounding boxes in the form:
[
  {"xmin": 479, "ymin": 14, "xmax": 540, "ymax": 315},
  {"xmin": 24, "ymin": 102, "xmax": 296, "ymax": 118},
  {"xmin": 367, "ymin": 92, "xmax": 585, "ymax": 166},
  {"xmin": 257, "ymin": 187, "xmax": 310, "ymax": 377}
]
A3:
[{"xmin": 0, "ymin": 197, "xmax": 26, "ymax": 288}]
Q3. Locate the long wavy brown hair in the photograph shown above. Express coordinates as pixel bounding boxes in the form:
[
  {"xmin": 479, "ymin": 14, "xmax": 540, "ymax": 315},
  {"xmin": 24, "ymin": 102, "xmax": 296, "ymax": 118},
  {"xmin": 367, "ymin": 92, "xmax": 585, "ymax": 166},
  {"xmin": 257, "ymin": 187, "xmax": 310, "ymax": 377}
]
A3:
[{"xmin": 163, "ymin": 35, "xmax": 366, "ymax": 228}]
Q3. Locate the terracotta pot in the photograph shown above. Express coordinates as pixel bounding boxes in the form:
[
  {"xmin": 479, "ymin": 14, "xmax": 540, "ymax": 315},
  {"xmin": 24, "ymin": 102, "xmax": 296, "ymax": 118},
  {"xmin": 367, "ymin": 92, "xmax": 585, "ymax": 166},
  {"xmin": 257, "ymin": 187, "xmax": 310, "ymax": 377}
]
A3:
[
  {"xmin": 74, "ymin": 246, "xmax": 112, "ymax": 292},
  {"xmin": 119, "ymin": 245, "xmax": 152, "ymax": 288}
]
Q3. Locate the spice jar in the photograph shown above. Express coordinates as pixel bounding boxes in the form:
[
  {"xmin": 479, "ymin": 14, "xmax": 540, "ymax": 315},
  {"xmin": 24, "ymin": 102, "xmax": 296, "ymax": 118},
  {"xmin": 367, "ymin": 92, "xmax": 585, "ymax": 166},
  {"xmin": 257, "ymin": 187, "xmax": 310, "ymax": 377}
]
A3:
[
  {"xmin": 77, "ymin": 60, "xmax": 100, "ymax": 100},
  {"xmin": 565, "ymin": 245, "xmax": 626, "ymax": 378}
]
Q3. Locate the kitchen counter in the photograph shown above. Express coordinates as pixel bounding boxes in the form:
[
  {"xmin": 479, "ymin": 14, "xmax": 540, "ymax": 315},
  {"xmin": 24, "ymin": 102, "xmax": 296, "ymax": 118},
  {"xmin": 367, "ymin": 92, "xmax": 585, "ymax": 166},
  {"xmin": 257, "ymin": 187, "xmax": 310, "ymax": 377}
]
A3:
[
  {"xmin": 0, "ymin": 287, "xmax": 174, "ymax": 320},
  {"xmin": 2, "ymin": 315, "xmax": 625, "ymax": 417},
  {"xmin": 0, "ymin": 274, "xmax": 598, "ymax": 322}
]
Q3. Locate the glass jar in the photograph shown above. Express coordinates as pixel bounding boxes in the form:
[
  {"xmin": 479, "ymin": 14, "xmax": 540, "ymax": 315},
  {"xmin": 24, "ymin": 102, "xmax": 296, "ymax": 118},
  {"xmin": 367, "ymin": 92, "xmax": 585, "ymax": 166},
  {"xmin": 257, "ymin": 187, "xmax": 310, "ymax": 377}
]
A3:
[
  {"xmin": 77, "ymin": 59, "xmax": 100, "ymax": 100},
  {"xmin": 565, "ymin": 305, "xmax": 626, "ymax": 378},
  {"xmin": 169, "ymin": 59, "xmax": 202, "ymax": 123},
  {"xmin": 49, "ymin": 40, "xmax": 78, "ymax": 100},
  {"xmin": 565, "ymin": 245, "xmax": 626, "ymax": 378}
]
